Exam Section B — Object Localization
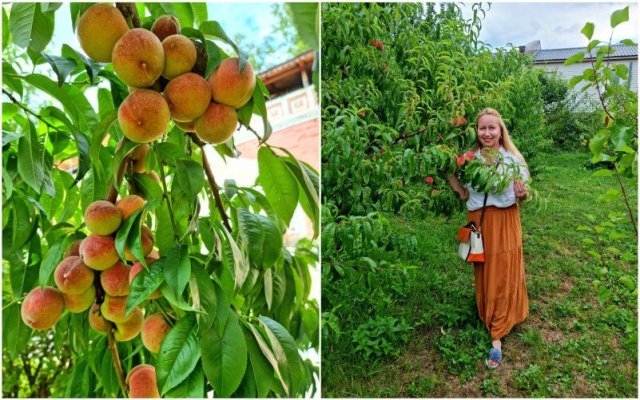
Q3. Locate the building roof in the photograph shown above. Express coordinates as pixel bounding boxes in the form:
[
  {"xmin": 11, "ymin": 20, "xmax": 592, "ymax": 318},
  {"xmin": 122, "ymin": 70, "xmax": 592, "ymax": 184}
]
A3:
[{"xmin": 532, "ymin": 44, "xmax": 638, "ymax": 63}]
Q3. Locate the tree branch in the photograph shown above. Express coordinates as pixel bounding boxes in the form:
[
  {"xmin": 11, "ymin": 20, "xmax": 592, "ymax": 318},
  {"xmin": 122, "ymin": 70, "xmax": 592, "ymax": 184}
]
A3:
[
  {"xmin": 116, "ymin": 3, "xmax": 141, "ymax": 29},
  {"xmin": 2, "ymin": 88, "xmax": 62, "ymax": 131},
  {"xmin": 391, "ymin": 126, "xmax": 428, "ymax": 145},
  {"xmin": 185, "ymin": 131, "xmax": 233, "ymax": 232},
  {"xmin": 613, "ymin": 171, "xmax": 637, "ymax": 235}
]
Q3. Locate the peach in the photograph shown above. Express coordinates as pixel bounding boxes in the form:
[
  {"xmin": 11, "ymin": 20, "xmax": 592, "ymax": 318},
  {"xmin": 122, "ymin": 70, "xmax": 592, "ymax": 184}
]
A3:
[
  {"xmin": 54, "ymin": 256, "xmax": 95, "ymax": 295},
  {"xmin": 130, "ymin": 144, "xmax": 150, "ymax": 173},
  {"xmin": 151, "ymin": 15, "xmax": 180, "ymax": 42},
  {"xmin": 175, "ymin": 119, "xmax": 196, "ymax": 133},
  {"xmin": 141, "ymin": 313, "xmax": 171, "ymax": 353},
  {"xmin": 114, "ymin": 307, "xmax": 144, "ymax": 341},
  {"xmin": 112, "ymin": 28, "xmax": 164, "ymax": 88},
  {"xmin": 80, "ymin": 235, "xmax": 119, "ymax": 271},
  {"xmin": 84, "ymin": 200, "xmax": 122, "ymax": 235},
  {"xmin": 63, "ymin": 284, "xmax": 96, "ymax": 313},
  {"xmin": 76, "ymin": 4, "xmax": 129, "ymax": 62},
  {"xmin": 100, "ymin": 294, "xmax": 132, "ymax": 323},
  {"xmin": 162, "ymin": 34, "xmax": 197, "ymax": 79},
  {"xmin": 89, "ymin": 303, "xmax": 109, "ymax": 333},
  {"xmin": 164, "ymin": 73, "xmax": 211, "ymax": 122},
  {"xmin": 116, "ymin": 195, "xmax": 146, "ymax": 220},
  {"xmin": 127, "ymin": 364, "xmax": 160, "ymax": 398},
  {"xmin": 147, "ymin": 171, "xmax": 162, "ymax": 185},
  {"xmin": 209, "ymin": 57, "xmax": 256, "ymax": 109},
  {"xmin": 21, "ymin": 287, "xmax": 65, "ymax": 330},
  {"xmin": 118, "ymin": 89, "xmax": 170, "ymax": 143},
  {"xmin": 129, "ymin": 258, "xmax": 162, "ymax": 300},
  {"xmin": 100, "ymin": 262, "xmax": 130, "ymax": 296},
  {"xmin": 64, "ymin": 239, "xmax": 83, "ymax": 257},
  {"xmin": 124, "ymin": 225, "xmax": 153, "ymax": 261},
  {"xmin": 195, "ymin": 102, "xmax": 238, "ymax": 144}
]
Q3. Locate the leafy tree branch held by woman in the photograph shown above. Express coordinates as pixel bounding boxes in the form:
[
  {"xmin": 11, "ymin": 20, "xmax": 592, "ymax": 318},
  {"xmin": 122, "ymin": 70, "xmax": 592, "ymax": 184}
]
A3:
[{"xmin": 448, "ymin": 108, "xmax": 530, "ymax": 369}]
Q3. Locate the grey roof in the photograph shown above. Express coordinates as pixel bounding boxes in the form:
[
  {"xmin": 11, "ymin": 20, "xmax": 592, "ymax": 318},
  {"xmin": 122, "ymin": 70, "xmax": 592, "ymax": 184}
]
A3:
[{"xmin": 532, "ymin": 44, "xmax": 638, "ymax": 63}]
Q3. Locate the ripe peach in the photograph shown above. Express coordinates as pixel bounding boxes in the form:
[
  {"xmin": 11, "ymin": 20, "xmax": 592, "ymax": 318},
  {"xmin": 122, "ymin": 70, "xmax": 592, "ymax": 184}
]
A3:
[
  {"xmin": 162, "ymin": 34, "xmax": 197, "ymax": 79},
  {"xmin": 112, "ymin": 28, "xmax": 164, "ymax": 88},
  {"xmin": 174, "ymin": 119, "xmax": 196, "ymax": 133},
  {"xmin": 77, "ymin": 4, "xmax": 129, "ymax": 62},
  {"xmin": 80, "ymin": 235, "xmax": 119, "ymax": 271},
  {"xmin": 21, "ymin": 287, "xmax": 65, "ymax": 330},
  {"xmin": 89, "ymin": 303, "xmax": 109, "ymax": 334},
  {"xmin": 124, "ymin": 225, "xmax": 154, "ymax": 261},
  {"xmin": 118, "ymin": 89, "xmax": 170, "ymax": 143},
  {"xmin": 64, "ymin": 239, "xmax": 83, "ymax": 257},
  {"xmin": 209, "ymin": 57, "xmax": 256, "ymax": 109},
  {"xmin": 130, "ymin": 144, "xmax": 150, "ymax": 173},
  {"xmin": 129, "ymin": 258, "xmax": 162, "ymax": 300},
  {"xmin": 84, "ymin": 200, "xmax": 122, "ymax": 236},
  {"xmin": 194, "ymin": 102, "xmax": 238, "ymax": 144},
  {"xmin": 141, "ymin": 313, "xmax": 171, "ymax": 353},
  {"xmin": 114, "ymin": 307, "xmax": 144, "ymax": 341},
  {"xmin": 116, "ymin": 195, "xmax": 146, "ymax": 220},
  {"xmin": 164, "ymin": 73, "xmax": 211, "ymax": 122},
  {"xmin": 127, "ymin": 364, "xmax": 160, "ymax": 398},
  {"xmin": 151, "ymin": 15, "xmax": 180, "ymax": 42},
  {"xmin": 100, "ymin": 262, "xmax": 131, "ymax": 296},
  {"xmin": 54, "ymin": 256, "xmax": 95, "ymax": 295},
  {"xmin": 100, "ymin": 294, "xmax": 132, "ymax": 323},
  {"xmin": 63, "ymin": 284, "xmax": 96, "ymax": 313}
]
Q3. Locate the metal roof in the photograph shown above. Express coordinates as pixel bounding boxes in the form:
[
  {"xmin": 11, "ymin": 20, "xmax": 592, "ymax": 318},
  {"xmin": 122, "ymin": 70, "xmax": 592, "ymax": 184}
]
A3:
[{"xmin": 532, "ymin": 44, "xmax": 638, "ymax": 63}]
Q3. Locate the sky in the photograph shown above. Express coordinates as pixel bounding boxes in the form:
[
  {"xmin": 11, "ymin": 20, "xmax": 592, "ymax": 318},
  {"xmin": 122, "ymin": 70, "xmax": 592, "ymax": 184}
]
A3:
[{"xmin": 459, "ymin": 2, "xmax": 639, "ymax": 50}]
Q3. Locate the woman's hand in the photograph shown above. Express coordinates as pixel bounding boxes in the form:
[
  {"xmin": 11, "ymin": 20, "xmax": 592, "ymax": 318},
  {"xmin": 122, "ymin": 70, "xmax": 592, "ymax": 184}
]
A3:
[
  {"xmin": 514, "ymin": 180, "xmax": 528, "ymax": 200},
  {"xmin": 447, "ymin": 175, "xmax": 469, "ymax": 200}
]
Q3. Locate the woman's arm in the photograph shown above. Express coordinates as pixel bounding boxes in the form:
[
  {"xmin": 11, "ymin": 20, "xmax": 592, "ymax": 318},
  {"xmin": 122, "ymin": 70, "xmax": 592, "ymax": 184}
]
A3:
[{"xmin": 447, "ymin": 175, "xmax": 469, "ymax": 200}]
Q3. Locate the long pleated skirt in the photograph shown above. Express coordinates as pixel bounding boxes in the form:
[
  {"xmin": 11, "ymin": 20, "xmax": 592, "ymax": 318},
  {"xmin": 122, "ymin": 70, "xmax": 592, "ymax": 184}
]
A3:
[{"xmin": 467, "ymin": 204, "xmax": 529, "ymax": 340}]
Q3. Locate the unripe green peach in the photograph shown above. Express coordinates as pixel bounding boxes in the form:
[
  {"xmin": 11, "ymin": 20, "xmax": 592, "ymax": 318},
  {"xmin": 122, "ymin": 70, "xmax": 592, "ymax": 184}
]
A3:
[
  {"xmin": 164, "ymin": 73, "xmax": 211, "ymax": 122},
  {"xmin": 100, "ymin": 261, "xmax": 131, "ymax": 296},
  {"xmin": 77, "ymin": 4, "xmax": 129, "ymax": 62},
  {"xmin": 114, "ymin": 307, "xmax": 144, "ymax": 341},
  {"xmin": 118, "ymin": 89, "xmax": 170, "ymax": 144},
  {"xmin": 195, "ymin": 102, "xmax": 238, "ymax": 144},
  {"xmin": 124, "ymin": 225, "xmax": 154, "ymax": 262},
  {"xmin": 141, "ymin": 313, "xmax": 171, "ymax": 353},
  {"xmin": 64, "ymin": 239, "xmax": 83, "ymax": 258},
  {"xmin": 112, "ymin": 28, "xmax": 164, "ymax": 88},
  {"xmin": 209, "ymin": 57, "xmax": 256, "ymax": 109},
  {"xmin": 116, "ymin": 195, "xmax": 146, "ymax": 220},
  {"xmin": 80, "ymin": 235, "xmax": 119, "ymax": 271},
  {"xmin": 54, "ymin": 256, "xmax": 95, "ymax": 295},
  {"xmin": 129, "ymin": 257, "xmax": 162, "ymax": 300},
  {"xmin": 127, "ymin": 364, "xmax": 160, "ymax": 398},
  {"xmin": 100, "ymin": 294, "xmax": 132, "ymax": 323},
  {"xmin": 63, "ymin": 284, "xmax": 96, "ymax": 313},
  {"xmin": 151, "ymin": 15, "xmax": 180, "ymax": 42},
  {"xmin": 162, "ymin": 35, "xmax": 197, "ymax": 79},
  {"xmin": 84, "ymin": 200, "xmax": 122, "ymax": 235},
  {"xmin": 21, "ymin": 287, "xmax": 65, "ymax": 330},
  {"xmin": 89, "ymin": 303, "xmax": 109, "ymax": 334}
]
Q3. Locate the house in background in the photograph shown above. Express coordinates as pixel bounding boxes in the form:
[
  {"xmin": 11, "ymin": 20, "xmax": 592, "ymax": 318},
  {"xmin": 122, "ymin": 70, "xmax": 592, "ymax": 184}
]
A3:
[{"xmin": 520, "ymin": 40, "xmax": 638, "ymax": 104}]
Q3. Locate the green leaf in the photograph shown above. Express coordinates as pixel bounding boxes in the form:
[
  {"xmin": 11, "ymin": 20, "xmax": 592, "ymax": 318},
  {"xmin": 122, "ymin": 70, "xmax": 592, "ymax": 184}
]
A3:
[
  {"xmin": 132, "ymin": 173, "xmax": 163, "ymax": 209},
  {"xmin": 126, "ymin": 262, "xmax": 165, "ymax": 314},
  {"xmin": 191, "ymin": 3, "xmax": 208, "ymax": 25},
  {"xmin": 3, "ymin": 7, "xmax": 10, "ymax": 45},
  {"xmin": 3, "ymin": 62, "xmax": 24, "ymax": 96},
  {"xmin": 199, "ymin": 21, "xmax": 244, "ymax": 62},
  {"xmin": 42, "ymin": 53, "xmax": 78, "ymax": 86},
  {"xmin": 288, "ymin": 3, "xmax": 319, "ymax": 51},
  {"xmin": 201, "ymin": 311, "xmax": 248, "ymax": 397},
  {"xmin": 100, "ymin": 350, "xmax": 119, "ymax": 397},
  {"xmin": 581, "ymin": 22, "xmax": 594, "ymax": 40},
  {"xmin": 252, "ymin": 79, "xmax": 272, "ymax": 144},
  {"xmin": 284, "ymin": 156, "xmax": 319, "ymax": 238},
  {"xmin": 163, "ymin": 245, "xmax": 191, "ymax": 301},
  {"xmin": 157, "ymin": 313, "xmax": 201, "ymax": 395},
  {"xmin": 620, "ymin": 39, "xmax": 636, "ymax": 46},
  {"xmin": 191, "ymin": 264, "xmax": 217, "ymax": 329},
  {"xmin": 564, "ymin": 51, "xmax": 585, "ymax": 66},
  {"xmin": 243, "ymin": 324, "xmax": 276, "ymax": 397},
  {"xmin": 174, "ymin": 159, "xmax": 204, "ymax": 199},
  {"xmin": 586, "ymin": 39, "xmax": 601, "ymax": 53},
  {"xmin": 257, "ymin": 147, "xmax": 299, "ymax": 226},
  {"xmin": 3, "ymin": 303, "xmax": 32, "ymax": 358},
  {"xmin": 61, "ymin": 44, "xmax": 104, "ymax": 85},
  {"xmin": 246, "ymin": 323, "xmax": 288, "ymax": 394},
  {"xmin": 592, "ymin": 169, "xmax": 613, "ymax": 177},
  {"xmin": 38, "ymin": 241, "xmax": 66, "ymax": 287},
  {"xmin": 259, "ymin": 316, "xmax": 306, "ymax": 396},
  {"xmin": 9, "ymin": 3, "xmax": 36, "ymax": 48},
  {"xmin": 18, "ymin": 120, "xmax": 54, "ymax": 196},
  {"xmin": 126, "ymin": 214, "xmax": 147, "ymax": 267},
  {"xmin": 237, "ymin": 208, "xmax": 265, "ymax": 266},
  {"xmin": 115, "ymin": 208, "xmax": 142, "ymax": 262},
  {"xmin": 610, "ymin": 6, "xmax": 629, "ymax": 28},
  {"xmin": 204, "ymin": 40, "xmax": 226, "ymax": 78},
  {"xmin": 165, "ymin": 362, "xmax": 204, "ymax": 398}
]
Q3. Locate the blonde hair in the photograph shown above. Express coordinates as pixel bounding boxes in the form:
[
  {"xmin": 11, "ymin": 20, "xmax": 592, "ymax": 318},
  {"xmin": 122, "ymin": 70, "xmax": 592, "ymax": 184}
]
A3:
[{"xmin": 473, "ymin": 108, "xmax": 528, "ymax": 171}]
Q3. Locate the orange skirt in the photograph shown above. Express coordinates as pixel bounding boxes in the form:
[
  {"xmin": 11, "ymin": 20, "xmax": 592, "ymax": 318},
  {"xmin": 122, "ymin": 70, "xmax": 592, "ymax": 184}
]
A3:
[{"xmin": 467, "ymin": 204, "xmax": 529, "ymax": 340}]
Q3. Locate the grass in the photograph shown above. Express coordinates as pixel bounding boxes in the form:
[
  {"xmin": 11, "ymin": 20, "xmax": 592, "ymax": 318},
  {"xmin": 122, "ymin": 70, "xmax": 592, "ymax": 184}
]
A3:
[{"xmin": 322, "ymin": 151, "xmax": 637, "ymax": 397}]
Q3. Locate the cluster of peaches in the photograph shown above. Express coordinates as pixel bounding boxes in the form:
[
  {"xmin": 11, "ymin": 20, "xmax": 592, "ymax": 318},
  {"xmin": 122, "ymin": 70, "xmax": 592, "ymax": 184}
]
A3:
[{"xmin": 78, "ymin": 3, "xmax": 255, "ymax": 146}]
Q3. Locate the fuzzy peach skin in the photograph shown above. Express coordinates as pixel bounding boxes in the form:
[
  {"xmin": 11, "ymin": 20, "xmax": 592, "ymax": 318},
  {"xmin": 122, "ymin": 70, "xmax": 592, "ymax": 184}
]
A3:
[
  {"xmin": 151, "ymin": 15, "xmax": 180, "ymax": 42},
  {"xmin": 89, "ymin": 303, "xmax": 109, "ymax": 334},
  {"xmin": 127, "ymin": 364, "xmax": 160, "ymax": 398},
  {"xmin": 116, "ymin": 195, "xmax": 146, "ymax": 221},
  {"xmin": 63, "ymin": 284, "xmax": 96, "ymax": 313},
  {"xmin": 64, "ymin": 239, "xmax": 83, "ymax": 258},
  {"xmin": 54, "ymin": 256, "xmax": 95, "ymax": 295},
  {"xmin": 141, "ymin": 313, "xmax": 171, "ymax": 353},
  {"xmin": 208, "ymin": 57, "xmax": 256, "ymax": 109},
  {"xmin": 112, "ymin": 28, "xmax": 164, "ymax": 88},
  {"xmin": 161, "ymin": 34, "xmax": 197, "ymax": 79},
  {"xmin": 84, "ymin": 200, "xmax": 122, "ymax": 236},
  {"xmin": 114, "ymin": 307, "xmax": 144, "ymax": 341},
  {"xmin": 21, "ymin": 287, "xmax": 65, "ymax": 330},
  {"xmin": 100, "ymin": 261, "xmax": 131, "ymax": 296},
  {"xmin": 124, "ymin": 225, "xmax": 154, "ymax": 262},
  {"xmin": 100, "ymin": 294, "xmax": 133, "ymax": 324},
  {"xmin": 129, "ymin": 144, "xmax": 150, "ymax": 173},
  {"xmin": 194, "ymin": 102, "xmax": 238, "ymax": 144},
  {"xmin": 76, "ymin": 4, "xmax": 129, "ymax": 62},
  {"xmin": 118, "ymin": 89, "xmax": 170, "ymax": 144},
  {"xmin": 80, "ymin": 234, "xmax": 119, "ymax": 271},
  {"xmin": 164, "ymin": 72, "xmax": 211, "ymax": 122}
]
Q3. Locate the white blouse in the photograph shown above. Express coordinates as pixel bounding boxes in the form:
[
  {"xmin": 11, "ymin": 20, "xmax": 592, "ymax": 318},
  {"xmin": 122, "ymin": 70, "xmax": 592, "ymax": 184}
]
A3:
[{"xmin": 465, "ymin": 147, "xmax": 529, "ymax": 211}]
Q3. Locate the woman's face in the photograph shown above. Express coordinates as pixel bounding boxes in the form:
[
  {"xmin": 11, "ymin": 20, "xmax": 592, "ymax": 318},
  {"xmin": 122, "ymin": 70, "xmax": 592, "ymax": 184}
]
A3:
[{"xmin": 477, "ymin": 114, "xmax": 502, "ymax": 149}]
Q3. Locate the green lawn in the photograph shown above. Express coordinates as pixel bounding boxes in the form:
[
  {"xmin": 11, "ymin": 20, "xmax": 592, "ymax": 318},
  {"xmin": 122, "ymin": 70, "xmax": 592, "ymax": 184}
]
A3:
[{"xmin": 322, "ymin": 151, "xmax": 637, "ymax": 397}]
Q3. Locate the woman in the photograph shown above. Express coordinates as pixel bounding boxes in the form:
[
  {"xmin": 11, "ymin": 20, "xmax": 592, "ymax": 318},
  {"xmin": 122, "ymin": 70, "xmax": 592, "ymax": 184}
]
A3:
[{"xmin": 447, "ymin": 108, "xmax": 529, "ymax": 369}]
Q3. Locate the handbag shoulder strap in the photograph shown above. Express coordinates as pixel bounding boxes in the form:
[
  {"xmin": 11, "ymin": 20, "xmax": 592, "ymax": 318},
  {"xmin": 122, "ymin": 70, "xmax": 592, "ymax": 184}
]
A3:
[{"xmin": 478, "ymin": 192, "xmax": 489, "ymax": 229}]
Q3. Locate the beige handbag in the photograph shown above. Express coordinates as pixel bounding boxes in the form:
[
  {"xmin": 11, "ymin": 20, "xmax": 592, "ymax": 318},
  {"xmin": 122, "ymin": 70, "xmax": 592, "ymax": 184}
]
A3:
[{"xmin": 457, "ymin": 193, "xmax": 488, "ymax": 263}]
